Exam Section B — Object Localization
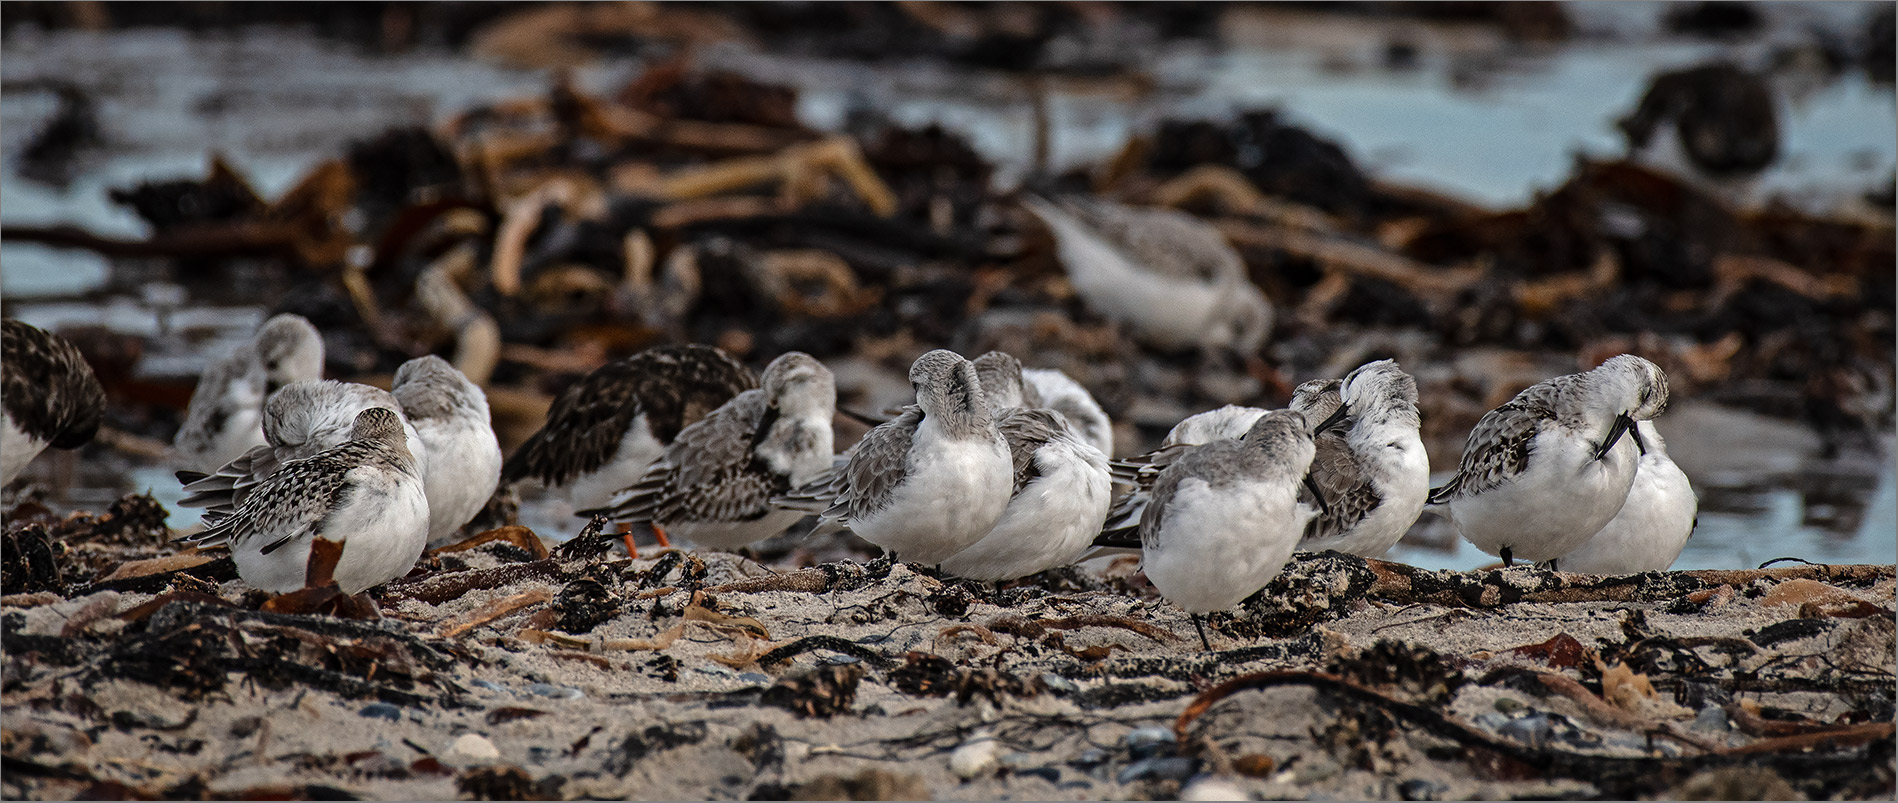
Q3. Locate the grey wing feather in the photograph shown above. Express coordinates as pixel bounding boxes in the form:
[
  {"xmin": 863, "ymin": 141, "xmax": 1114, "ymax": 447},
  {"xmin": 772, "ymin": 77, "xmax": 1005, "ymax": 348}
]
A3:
[
  {"xmin": 1062, "ymin": 198, "xmax": 1244, "ymax": 282},
  {"xmin": 185, "ymin": 449, "xmax": 355, "ymax": 552},
  {"xmin": 1137, "ymin": 440, "xmax": 1242, "ymax": 551},
  {"xmin": 826, "ymin": 406, "xmax": 921, "ymax": 521},
  {"xmin": 997, "ymin": 408, "xmax": 1066, "ymax": 494},
  {"xmin": 1429, "ymin": 391, "xmax": 1554, "ymax": 503},
  {"xmin": 589, "ymin": 390, "xmax": 774, "ymax": 523},
  {"xmin": 1300, "ymin": 434, "xmax": 1382, "ymax": 544}
]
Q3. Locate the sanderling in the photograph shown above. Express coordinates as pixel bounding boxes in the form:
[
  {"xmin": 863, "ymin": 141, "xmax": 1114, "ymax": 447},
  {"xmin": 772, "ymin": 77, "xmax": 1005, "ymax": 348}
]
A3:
[
  {"xmin": 502, "ymin": 344, "xmax": 757, "ymax": 512},
  {"xmin": 1429, "ymin": 354, "xmax": 1669, "ymax": 565},
  {"xmin": 1023, "ymin": 196, "xmax": 1272, "ymax": 354},
  {"xmin": 1548, "ymin": 420, "xmax": 1697, "ymax": 573},
  {"xmin": 1022, "ymin": 367, "xmax": 1114, "ymax": 458},
  {"xmin": 1138, "ymin": 410, "xmax": 1320, "ymax": 649},
  {"xmin": 183, "ymin": 407, "xmax": 428, "ymax": 597},
  {"xmin": 2, "ymin": 319, "xmax": 105, "ymax": 486},
  {"xmin": 1297, "ymin": 361, "xmax": 1430, "ymax": 558},
  {"xmin": 173, "ymin": 313, "xmax": 324, "ymax": 473},
  {"xmin": 176, "ymin": 379, "xmax": 426, "ymax": 517},
  {"xmin": 392, "ymin": 355, "xmax": 502, "ymax": 544},
  {"xmin": 776, "ymin": 350, "xmax": 1013, "ymax": 566},
  {"xmin": 938, "ymin": 406, "xmax": 1113, "ymax": 580},
  {"xmin": 582, "ymin": 352, "xmax": 836, "ymax": 550}
]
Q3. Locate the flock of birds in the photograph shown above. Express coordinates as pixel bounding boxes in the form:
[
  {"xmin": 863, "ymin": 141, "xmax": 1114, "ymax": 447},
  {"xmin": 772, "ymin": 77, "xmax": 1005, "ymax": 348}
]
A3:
[{"xmin": 0, "ymin": 196, "xmax": 1698, "ymax": 646}]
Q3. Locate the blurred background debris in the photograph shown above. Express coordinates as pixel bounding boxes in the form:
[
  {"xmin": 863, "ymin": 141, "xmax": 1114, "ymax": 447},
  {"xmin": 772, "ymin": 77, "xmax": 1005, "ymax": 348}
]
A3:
[{"xmin": 1, "ymin": 1, "xmax": 1892, "ymax": 574}]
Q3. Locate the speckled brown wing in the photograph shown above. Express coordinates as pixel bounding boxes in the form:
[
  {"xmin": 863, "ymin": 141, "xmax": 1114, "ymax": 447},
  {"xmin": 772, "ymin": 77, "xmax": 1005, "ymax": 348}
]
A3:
[
  {"xmin": 185, "ymin": 442, "xmax": 369, "ymax": 554},
  {"xmin": 824, "ymin": 406, "xmax": 922, "ymax": 522},
  {"xmin": 586, "ymin": 389, "xmax": 782, "ymax": 524},
  {"xmin": 2, "ymin": 319, "xmax": 105, "ymax": 449},
  {"xmin": 502, "ymin": 344, "xmax": 756, "ymax": 487}
]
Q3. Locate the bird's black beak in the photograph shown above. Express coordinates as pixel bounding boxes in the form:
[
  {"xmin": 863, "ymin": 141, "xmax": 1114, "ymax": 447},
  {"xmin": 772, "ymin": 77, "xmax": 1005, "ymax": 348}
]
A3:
[
  {"xmin": 1594, "ymin": 413, "xmax": 1636, "ymax": 461},
  {"xmin": 1303, "ymin": 474, "xmax": 1331, "ymax": 516},
  {"xmin": 1314, "ymin": 401, "xmax": 1351, "ymax": 435},
  {"xmin": 1629, "ymin": 419, "xmax": 1649, "ymax": 456}
]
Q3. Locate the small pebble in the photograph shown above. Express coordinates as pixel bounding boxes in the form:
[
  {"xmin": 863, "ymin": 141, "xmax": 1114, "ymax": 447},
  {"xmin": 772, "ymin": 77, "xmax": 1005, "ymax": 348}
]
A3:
[
  {"xmin": 1691, "ymin": 706, "xmax": 1731, "ymax": 733},
  {"xmin": 1181, "ymin": 774, "xmax": 1249, "ymax": 800},
  {"xmin": 447, "ymin": 733, "xmax": 500, "ymax": 764},
  {"xmin": 1117, "ymin": 756, "xmax": 1199, "ymax": 784},
  {"xmin": 1399, "ymin": 778, "xmax": 1447, "ymax": 800},
  {"xmin": 1493, "ymin": 697, "xmax": 1525, "ymax": 714},
  {"xmin": 357, "ymin": 703, "xmax": 401, "ymax": 722},
  {"xmin": 738, "ymin": 672, "xmax": 771, "ymax": 685},
  {"xmin": 1122, "ymin": 726, "xmax": 1176, "ymax": 760},
  {"xmin": 527, "ymin": 683, "xmax": 582, "ymax": 699},
  {"xmin": 470, "ymin": 679, "xmax": 510, "ymax": 694},
  {"xmin": 1497, "ymin": 715, "xmax": 1553, "ymax": 750},
  {"xmin": 1291, "ymin": 756, "xmax": 1341, "ymax": 783},
  {"xmin": 1039, "ymin": 673, "xmax": 1079, "ymax": 694},
  {"xmin": 949, "ymin": 735, "xmax": 1000, "ymax": 780}
]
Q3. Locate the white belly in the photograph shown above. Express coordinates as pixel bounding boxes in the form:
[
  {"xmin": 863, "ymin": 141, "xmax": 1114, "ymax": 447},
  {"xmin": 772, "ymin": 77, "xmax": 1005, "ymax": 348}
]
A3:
[
  {"xmin": 2, "ymin": 415, "xmax": 47, "ymax": 486},
  {"xmin": 852, "ymin": 434, "xmax": 1012, "ymax": 565},
  {"xmin": 565, "ymin": 415, "xmax": 664, "ymax": 511},
  {"xmin": 671, "ymin": 509, "xmax": 809, "ymax": 551},
  {"xmin": 1449, "ymin": 429, "xmax": 1640, "ymax": 562},
  {"xmin": 1144, "ymin": 478, "xmax": 1310, "ymax": 613},
  {"xmin": 230, "ymin": 469, "xmax": 431, "ymax": 595},
  {"xmin": 939, "ymin": 442, "xmax": 1112, "ymax": 580},
  {"xmin": 418, "ymin": 419, "xmax": 503, "ymax": 542},
  {"xmin": 1301, "ymin": 435, "xmax": 1431, "ymax": 558},
  {"xmin": 1554, "ymin": 451, "xmax": 1697, "ymax": 574}
]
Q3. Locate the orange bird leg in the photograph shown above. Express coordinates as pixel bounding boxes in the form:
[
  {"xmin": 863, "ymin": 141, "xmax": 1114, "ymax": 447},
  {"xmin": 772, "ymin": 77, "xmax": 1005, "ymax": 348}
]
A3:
[
  {"xmin": 618, "ymin": 521, "xmax": 638, "ymax": 559},
  {"xmin": 650, "ymin": 522, "xmax": 671, "ymax": 548}
]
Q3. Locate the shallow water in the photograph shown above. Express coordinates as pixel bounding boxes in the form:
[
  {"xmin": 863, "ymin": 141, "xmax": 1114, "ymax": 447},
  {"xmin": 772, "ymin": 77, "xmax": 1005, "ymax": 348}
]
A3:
[{"xmin": 3, "ymin": 13, "xmax": 1892, "ymax": 571}]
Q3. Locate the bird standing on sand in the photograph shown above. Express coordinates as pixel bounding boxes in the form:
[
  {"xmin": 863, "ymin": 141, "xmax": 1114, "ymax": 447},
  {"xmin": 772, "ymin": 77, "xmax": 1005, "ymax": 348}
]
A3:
[
  {"xmin": 1296, "ymin": 360, "xmax": 1430, "ymax": 558},
  {"xmin": 939, "ymin": 406, "xmax": 1112, "ymax": 580},
  {"xmin": 1429, "ymin": 354, "xmax": 1669, "ymax": 566},
  {"xmin": 1023, "ymin": 196, "xmax": 1272, "ymax": 355},
  {"xmin": 1137, "ymin": 410, "xmax": 1320, "ymax": 650},
  {"xmin": 176, "ymin": 380, "xmax": 426, "ymax": 518},
  {"xmin": 775, "ymin": 350, "xmax": 1013, "ymax": 566},
  {"xmin": 583, "ymin": 352, "xmax": 836, "ymax": 550},
  {"xmin": 182, "ymin": 407, "xmax": 428, "ymax": 598},
  {"xmin": 173, "ymin": 313, "xmax": 324, "ymax": 473},
  {"xmin": 1549, "ymin": 419, "xmax": 1697, "ymax": 574},
  {"xmin": 502, "ymin": 344, "xmax": 757, "ymax": 515},
  {"xmin": 2, "ymin": 319, "xmax": 106, "ymax": 486},
  {"xmin": 392, "ymin": 355, "xmax": 502, "ymax": 544}
]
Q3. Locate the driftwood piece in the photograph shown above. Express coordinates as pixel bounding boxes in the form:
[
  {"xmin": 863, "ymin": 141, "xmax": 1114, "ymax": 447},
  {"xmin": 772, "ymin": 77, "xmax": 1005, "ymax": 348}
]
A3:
[
  {"xmin": 1358, "ymin": 558, "xmax": 1894, "ymax": 609},
  {"xmin": 437, "ymin": 588, "xmax": 554, "ymax": 638},
  {"xmin": 381, "ymin": 559, "xmax": 564, "ymax": 606}
]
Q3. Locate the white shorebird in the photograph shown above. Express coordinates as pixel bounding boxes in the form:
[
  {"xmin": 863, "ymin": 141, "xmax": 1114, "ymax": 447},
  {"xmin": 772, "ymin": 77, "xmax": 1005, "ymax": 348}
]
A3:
[
  {"xmin": 502, "ymin": 344, "xmax": 757, "ymax": 512},
  {"xmin": 2, "ymin": 319, "xmax": 106, "ymax": 486},
  {"xmin": 1549, "ymin": 420, "xmax": 1697, "ymax": 573},
  {"xmin": 776, "ymin": 350, "xmax": 1013, "ymax": 566},
  {"xmin": 1429, "ymin": 354, "xmax": 1670, "ymax": 566},
  {"xmin": 183, "ymin": 407, "xmax": 428, "ymax": 597},
  {"xmin": 1138, "ymin": 409, "xmax": 1319, "ymax": 649},
  {"xmin": 176, "ymin": 379, "xmax": 427, "ymax": 517},
  {"xmin": 1297, "ymin": 361, "xmax": 1430, "ymax": 558},
  {"xmin": 938, "ymin": 406, "xmax": 1112, "ymax": 580},
  {"xmin": 582, "ymin": 352, "xmax": 836, "ymax": 550},
  {"xmin": 1022, "ymin": 367, "xmax": 1114, "ymax": 458},
  {"xmin": 173, "ymin": 314, "xmax": 324, "ymax": 473},
  {"xmin": 1023, "ymin": 196, "xmax": 1272, "ymax": 355},
  {"xmin": 392, "ymin": 355, "xmax": 502, "ymax": 543}
]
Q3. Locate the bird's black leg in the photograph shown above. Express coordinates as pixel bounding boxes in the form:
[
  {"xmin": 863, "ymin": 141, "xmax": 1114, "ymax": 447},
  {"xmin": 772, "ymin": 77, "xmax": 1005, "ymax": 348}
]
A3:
[
  {"xmin": 1192, "ymin": 614, "xmax": 1211, "ymax": 652},
  {"xmin": 1501, "ymin": 546, "xmax": 1514, "ymax": 567}
]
